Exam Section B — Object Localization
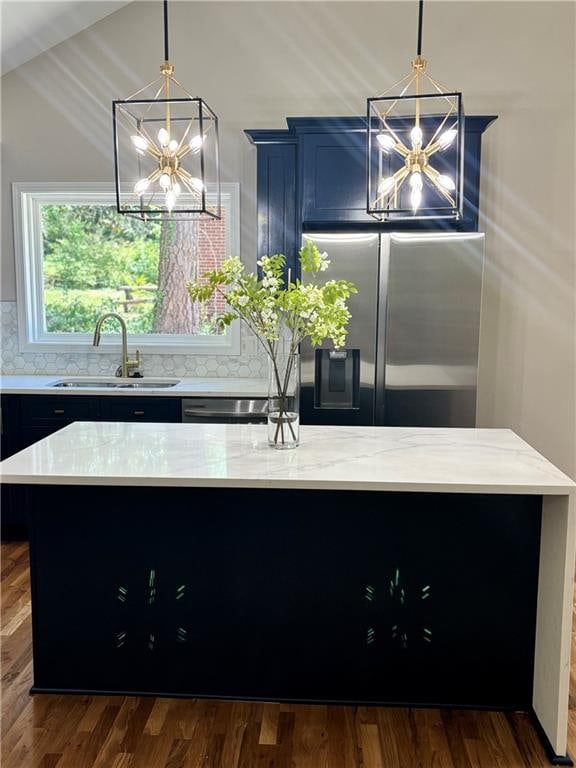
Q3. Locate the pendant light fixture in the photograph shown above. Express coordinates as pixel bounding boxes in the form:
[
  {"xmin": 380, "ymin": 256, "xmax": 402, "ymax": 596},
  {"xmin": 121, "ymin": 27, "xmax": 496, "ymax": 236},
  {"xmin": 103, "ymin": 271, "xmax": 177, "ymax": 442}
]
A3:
[
  {"xmin": 113, "ymin": 0, "xmax": 220, "ymax": 221},
  {"xmin": 367, "ymin": 0, "xmax": 463, "ymax": 221}
]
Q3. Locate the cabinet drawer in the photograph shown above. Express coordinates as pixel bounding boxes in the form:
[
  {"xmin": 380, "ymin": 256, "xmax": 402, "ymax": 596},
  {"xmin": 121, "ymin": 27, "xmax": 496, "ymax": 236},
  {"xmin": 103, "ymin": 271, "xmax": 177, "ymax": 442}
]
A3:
[
  {"xmin": 99, "ymin": 397, "xmax": 181, "ymax": 423},
  {"xmin": 21, "ymin": 396, "xmax": 99, "ymax": 426}
]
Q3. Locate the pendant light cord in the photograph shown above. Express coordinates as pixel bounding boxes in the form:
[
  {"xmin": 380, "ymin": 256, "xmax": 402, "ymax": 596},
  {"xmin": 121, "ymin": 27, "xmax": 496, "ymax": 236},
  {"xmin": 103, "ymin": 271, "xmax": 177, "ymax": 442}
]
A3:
[
  {"xmin": 163, "ymin": 0, "xmax": 170, "ymax": 61},
  {"xmin": 416, "ymin": 0, "xmax": 424, "ymax": 56}
]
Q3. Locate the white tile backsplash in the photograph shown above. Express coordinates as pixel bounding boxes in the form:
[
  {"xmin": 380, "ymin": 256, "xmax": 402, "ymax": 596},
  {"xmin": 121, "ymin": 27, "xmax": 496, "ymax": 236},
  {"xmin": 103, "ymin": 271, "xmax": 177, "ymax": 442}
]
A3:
[{"xmin": 0, "ymin": 301, "xmax": 267, "ymax": 378}]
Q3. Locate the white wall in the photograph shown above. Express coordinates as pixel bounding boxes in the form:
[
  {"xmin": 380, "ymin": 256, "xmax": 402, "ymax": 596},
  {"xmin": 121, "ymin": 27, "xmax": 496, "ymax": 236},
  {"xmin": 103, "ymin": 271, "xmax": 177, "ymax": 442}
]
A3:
[{"xmin": 1, "ymin": 1, "xmax": 574, "ymax": 475}]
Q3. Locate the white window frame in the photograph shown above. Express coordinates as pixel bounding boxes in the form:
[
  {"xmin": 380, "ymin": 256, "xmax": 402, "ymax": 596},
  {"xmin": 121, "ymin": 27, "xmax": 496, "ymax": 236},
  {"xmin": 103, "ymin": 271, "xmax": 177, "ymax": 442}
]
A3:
[{"xmin": 12, "ymin": 181, "xmax": 241, "ymax": 355}]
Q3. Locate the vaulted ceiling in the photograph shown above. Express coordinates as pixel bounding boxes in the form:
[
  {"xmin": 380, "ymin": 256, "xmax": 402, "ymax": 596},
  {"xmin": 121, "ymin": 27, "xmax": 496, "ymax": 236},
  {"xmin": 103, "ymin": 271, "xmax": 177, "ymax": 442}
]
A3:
[{"xmin": 1, "ymin": 1, "xmax": 132, "ymax": 75}]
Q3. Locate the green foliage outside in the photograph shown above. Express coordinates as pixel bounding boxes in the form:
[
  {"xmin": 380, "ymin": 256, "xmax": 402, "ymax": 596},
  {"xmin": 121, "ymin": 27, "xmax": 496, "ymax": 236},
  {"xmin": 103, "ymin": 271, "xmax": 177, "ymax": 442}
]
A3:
[
  {"xmin": 44, "ymin": 289, "xmax": 155, "ymax": 334},
  {"xmin": 41, "ymin": 205, "xmax": 160, "ymax": 333}
]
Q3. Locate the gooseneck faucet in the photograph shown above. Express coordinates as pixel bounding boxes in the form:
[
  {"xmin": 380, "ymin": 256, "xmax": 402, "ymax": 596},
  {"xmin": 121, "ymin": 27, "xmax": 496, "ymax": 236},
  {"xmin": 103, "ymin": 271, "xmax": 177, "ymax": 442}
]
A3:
[{"xmin": 92, "ymin": 313, "xmax": 141, "ymax": 378}]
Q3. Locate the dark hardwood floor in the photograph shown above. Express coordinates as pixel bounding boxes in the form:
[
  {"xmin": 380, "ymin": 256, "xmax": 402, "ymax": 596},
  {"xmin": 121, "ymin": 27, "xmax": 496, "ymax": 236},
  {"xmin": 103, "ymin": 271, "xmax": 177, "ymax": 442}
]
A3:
[{"xmin": 2, "ymin": 541, "xmax": 575, "ymax": 767}]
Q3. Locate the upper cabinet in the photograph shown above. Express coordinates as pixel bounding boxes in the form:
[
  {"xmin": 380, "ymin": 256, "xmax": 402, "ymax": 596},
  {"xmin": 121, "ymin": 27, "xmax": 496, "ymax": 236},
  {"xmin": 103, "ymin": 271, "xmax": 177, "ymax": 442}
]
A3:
[{"xmin": 245, "ymin": 116, "xmax": 496, "ymax": 268}]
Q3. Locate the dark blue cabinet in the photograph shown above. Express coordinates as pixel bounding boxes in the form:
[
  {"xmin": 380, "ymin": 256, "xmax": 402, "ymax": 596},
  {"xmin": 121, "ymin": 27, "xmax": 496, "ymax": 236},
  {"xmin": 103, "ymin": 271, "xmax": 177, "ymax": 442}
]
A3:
[
  {"xmin": 300, "ymin": 129, "xmax": 370, "ymax": 224},
  {"xmin": 256, "ymin": 143, "xmax": 299, "ymax": 268},
  {"xmin": 246, "ymin": 115, "xmax": 497, "ymax": 270}
]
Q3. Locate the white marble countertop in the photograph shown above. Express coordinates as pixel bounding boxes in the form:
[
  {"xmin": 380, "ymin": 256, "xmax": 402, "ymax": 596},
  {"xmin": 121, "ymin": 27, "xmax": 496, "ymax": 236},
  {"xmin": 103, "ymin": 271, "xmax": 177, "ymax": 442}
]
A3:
[
  {"xmin": 0, "ymin": 375, "xmax": 267, "ymax": 398},
  {"xmin": 1, "ymin": 423, "xmax": 573, "ymax": 495}
]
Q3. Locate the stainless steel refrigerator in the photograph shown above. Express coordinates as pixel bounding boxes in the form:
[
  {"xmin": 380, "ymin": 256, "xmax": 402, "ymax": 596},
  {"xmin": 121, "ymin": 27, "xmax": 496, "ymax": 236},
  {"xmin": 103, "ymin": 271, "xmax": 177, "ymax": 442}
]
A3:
[{"xmin": 300, "ymin": 232, "xmax": 484, "ymax": 427}]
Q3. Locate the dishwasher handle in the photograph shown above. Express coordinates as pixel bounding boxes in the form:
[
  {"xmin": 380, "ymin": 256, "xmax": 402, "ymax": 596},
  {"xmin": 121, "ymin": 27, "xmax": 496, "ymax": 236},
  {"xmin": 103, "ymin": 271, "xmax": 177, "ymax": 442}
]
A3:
[
  {"xmin": 181, "ymin": 398, "xmax": 268, "ymax": 423},
  {"xmin": 183, "ymin": 409, "xmax": 264, "ymax": 420}
]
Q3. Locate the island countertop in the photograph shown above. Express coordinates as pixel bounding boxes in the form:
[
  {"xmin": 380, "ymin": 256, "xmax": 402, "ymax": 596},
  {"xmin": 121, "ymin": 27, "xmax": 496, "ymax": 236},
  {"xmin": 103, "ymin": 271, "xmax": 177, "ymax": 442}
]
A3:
[{"xmin": 1, "ymin": 422, "xmax": 574, "ymax": 495}]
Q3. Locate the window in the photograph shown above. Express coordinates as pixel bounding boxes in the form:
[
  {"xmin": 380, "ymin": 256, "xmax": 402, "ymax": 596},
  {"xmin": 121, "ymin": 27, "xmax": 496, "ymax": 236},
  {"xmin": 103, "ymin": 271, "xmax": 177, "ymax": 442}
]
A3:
[{"xmin": 13, "ymin": 183, "xmax": 240, "ymax": 354}]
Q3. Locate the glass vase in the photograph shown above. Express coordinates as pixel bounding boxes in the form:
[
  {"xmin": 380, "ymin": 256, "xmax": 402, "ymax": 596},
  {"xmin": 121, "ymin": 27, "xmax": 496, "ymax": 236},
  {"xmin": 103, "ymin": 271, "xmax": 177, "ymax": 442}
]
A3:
[{"xmin": 268, "ymin": 348, "xmax": 300, "ymax": 449}]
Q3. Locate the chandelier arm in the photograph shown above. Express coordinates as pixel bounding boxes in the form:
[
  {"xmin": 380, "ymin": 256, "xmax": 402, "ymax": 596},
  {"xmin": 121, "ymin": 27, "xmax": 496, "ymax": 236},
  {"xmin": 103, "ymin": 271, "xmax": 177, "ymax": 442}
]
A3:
[
  {"xmin": 377, "ymin": 70, "xmax": 415, "ymax": 99},
  {"xmin": 375, "ymin": 167, "xmax": 409, "ymax": 206},
  {"xmin": 138, "ymin": 81, "xmax": 170, "ymax": 126},
  {"xmin": 177, "ymin": 167, "xmax": 200, "ymax": 181},
  {"xmin": 125, "ymin": 75, "xmax": 164, "ymax": 102},
  {"xmin": 142, "ymin": 144, "xmax": 163, "ymax": 161},
  {"xmin": 382, "ymin": 117, "xmax": 410, "ymax": 155},
  {"xmin": 169, "ymin": 75, "xmax": 198, "ymax": 100},
  {"xmin": 393, "ymin": 143, "xmax": 410, "ymax": 158},
  {"xmin": 423, "ymin": 71, "xmax": 452, "ymax": 94},
  {"xmin": 179, "ymin": 174, "xmax": 203, "ymax": 199},
  {"xmin": 423, "ymin": 167, "xmax": 456, "ymax": 206},
  {"xmin": 135, "ymin": 122, "xmax": 163, "ymax": 159},
  {"xmin": 146, "ymin": 169, "xmax": 162, "ymax": 184},
  {"xmin": 383, "ymin": 72, "xmax": 419, "ymax": 116},
  {"xmin": 175, "ymin": 120, "xmax": 195, "ymax": 156},
  {"xmin": 424, "ymin": 108, "xmax": 457, "ymax": 155}
]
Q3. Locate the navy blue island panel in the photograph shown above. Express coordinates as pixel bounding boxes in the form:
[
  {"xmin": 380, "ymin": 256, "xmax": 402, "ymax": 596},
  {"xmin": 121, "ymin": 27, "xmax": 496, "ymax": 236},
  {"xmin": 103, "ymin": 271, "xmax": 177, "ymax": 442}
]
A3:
[{"xmin": 28, "ymin": 484, "xmax": 539, "ymax": 711}]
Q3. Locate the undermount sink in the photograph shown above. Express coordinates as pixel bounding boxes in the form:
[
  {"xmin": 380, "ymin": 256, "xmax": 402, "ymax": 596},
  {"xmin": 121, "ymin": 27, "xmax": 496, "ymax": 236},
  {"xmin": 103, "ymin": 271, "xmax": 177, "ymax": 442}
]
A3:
[{"xmin": 50, "ymin": 378, "xmax": 180, "ymax": 389}]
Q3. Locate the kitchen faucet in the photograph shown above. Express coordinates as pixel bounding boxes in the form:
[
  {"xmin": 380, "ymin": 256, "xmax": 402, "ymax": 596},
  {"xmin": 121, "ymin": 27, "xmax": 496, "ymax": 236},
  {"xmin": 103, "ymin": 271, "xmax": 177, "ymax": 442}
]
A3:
[{"xmin": 92, "ymin": 313, "xmax": 141, "ymax": 378}]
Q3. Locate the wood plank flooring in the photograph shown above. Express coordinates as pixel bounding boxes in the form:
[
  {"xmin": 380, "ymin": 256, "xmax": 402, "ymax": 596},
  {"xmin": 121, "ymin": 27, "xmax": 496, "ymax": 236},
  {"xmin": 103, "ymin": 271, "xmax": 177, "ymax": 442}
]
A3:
[{"xmin": 2, "ymin": 541, "xmax": 575, "ymax": 767}]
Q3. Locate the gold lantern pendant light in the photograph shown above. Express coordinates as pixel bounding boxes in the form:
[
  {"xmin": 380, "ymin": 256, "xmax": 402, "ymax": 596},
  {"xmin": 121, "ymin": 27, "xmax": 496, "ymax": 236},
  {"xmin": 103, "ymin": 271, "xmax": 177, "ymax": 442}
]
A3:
[
  {"xmin": 367, "ymin": 0, "xmax": 463, "ymax": 220},
  {"xmin": 113, "ymin": 0, "xmax": 221, "ymax": 221}
]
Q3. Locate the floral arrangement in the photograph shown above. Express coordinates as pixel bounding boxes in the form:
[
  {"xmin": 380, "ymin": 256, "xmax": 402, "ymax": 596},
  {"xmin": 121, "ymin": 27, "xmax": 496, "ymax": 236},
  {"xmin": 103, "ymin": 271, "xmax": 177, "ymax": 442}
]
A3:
[{"xmin": 187, "ymin": 240, "xmax": 357, "ymax": 446}]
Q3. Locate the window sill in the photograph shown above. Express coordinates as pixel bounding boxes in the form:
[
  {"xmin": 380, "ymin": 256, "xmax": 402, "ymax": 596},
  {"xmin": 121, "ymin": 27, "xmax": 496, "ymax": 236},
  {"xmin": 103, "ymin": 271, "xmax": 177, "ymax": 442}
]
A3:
[{"xmin": 18, "ymin": 330, "xmax": 241, "ymax": 357}]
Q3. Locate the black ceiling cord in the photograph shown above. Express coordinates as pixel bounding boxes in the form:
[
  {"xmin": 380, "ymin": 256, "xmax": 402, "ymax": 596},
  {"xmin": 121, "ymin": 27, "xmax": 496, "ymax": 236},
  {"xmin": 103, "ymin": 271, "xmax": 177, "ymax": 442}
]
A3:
[
  {"xmin": 416, "ymin": 0, "xmax": 424, "ymax": 56},
  {"xmin": 163, "ymin": 0, "xmax": 170, "ymax": 62}
]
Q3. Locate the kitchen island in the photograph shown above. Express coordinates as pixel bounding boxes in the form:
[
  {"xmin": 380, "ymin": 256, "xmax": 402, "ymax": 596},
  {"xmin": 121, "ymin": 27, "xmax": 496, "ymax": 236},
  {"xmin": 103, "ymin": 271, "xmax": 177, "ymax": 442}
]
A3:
[{"xmin": 1, "ymin": 423, "xmax": 574, "ymax": 765}]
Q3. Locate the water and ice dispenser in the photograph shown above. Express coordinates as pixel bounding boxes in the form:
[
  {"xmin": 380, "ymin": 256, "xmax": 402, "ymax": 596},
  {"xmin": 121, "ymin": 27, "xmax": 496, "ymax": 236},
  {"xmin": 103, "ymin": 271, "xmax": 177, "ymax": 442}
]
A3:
[{"xmin": 314, "ymin": 348, "xmax": 360, "ymax": 410}]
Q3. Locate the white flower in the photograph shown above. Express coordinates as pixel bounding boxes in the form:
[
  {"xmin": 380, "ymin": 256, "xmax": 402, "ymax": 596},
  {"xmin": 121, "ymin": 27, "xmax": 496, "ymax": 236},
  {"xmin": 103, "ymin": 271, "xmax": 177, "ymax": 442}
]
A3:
[
  {"xmin": 262, "ymin": 276, "xmax": 279, "ymax": 291},
  {"xmin": 261, "ymin": 308, "xmax": 278, "ymax": 324},
  {"xmin": 236, "ymin": 294, "xmax": 249, "ymax": 307}
]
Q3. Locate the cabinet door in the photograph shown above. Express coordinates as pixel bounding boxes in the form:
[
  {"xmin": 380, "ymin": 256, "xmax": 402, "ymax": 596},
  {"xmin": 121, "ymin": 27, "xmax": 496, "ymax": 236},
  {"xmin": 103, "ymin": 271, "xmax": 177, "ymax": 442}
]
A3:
[
  {"xmin": 1, "ymin": 396, "xmax": 27, "ymax": 540},
  {"xmin": 99, "ymin": 397, "xmax": 181, "ymax": 423},
  {"xmin": 256, "ymin": 143, "xmax": 298, "ymax": 273},
  {"xmin": 1, "ymin": 394, "xmax": 20, "ymax": 459},
  {"xmin": 301, "ymin": 131, "xmax": 372, "ymax": 225}
]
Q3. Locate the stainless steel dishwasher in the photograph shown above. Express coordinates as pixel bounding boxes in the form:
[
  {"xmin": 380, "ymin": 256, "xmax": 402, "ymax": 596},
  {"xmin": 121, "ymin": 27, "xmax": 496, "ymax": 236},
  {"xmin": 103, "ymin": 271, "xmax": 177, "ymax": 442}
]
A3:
[{"xmin": 181, "ymin": 398, "xmax": 268, "ymax": 424}]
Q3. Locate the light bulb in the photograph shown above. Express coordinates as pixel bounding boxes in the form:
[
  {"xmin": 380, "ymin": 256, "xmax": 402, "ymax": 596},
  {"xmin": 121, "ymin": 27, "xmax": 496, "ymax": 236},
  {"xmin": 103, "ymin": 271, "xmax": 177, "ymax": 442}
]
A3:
[
  {"xmin": 158, "ymin": 127, "xmax": 170, "ymax": 147},
  {"xmin": 409, "ymin": 172, "xmax": 423, "ymax": 191},
  {"xmin": 410, "ymin": 125, "xmax": 423, "ymax": 147},
  {"xmin": 159, "ymin": 173, "xmax": 171, "ymax": 190},
  {"xmin": 189, "ymin": 135, "xmax": 204, "ymax": 153},
  {"xmin": 165, "ymin": 190, "xmax": 177, "ymax": 211},
  {"xmin": 410, "ymin": 187, "xmax": 422, "ymax": 212},
  {"xmin": 438, "ymin": 129, "xmax": 457, "ymax": 150},
  {"xmin": 168, "ymin": 139, "xmax": 179, "ymax": 153},
  {"xmin": 437, "ymin": 174, "xmax": 456, "ymax": 191},
  {"xmin": 172, "ymin": 181, "xmax": 181, "ymax": 196},
  {"xmin": 134, "ymin": 178, "xmax": 150, "ymax": 195},
  {"xmin": 189, "ymin": 177, "xmax": 205, "ymax": 193},
  {"xmin": 131, "ymin": 135, "xmax": 149, "ymax": 152},
  {"xmin": 376, "ymin": 133, "xmax": 396, "ymax": 153},
  {"xmin": 377, "ymin": 176, "xmax": 396, "ymax": 196}
]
